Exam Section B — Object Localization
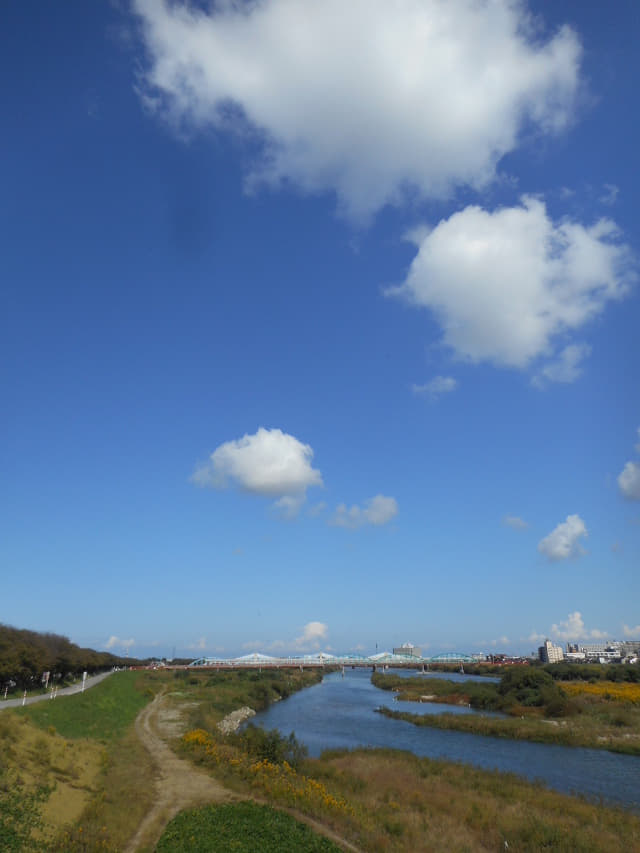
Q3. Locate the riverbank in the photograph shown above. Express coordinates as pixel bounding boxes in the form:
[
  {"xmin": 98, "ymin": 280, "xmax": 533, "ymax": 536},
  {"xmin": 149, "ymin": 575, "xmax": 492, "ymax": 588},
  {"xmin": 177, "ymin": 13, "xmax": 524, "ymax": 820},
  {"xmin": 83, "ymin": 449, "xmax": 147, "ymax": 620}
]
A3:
[
  {"xmin": 372, "ymin": 671, "xmax": 640, "ymax": 755},
  {"xmin": 182, "ymin": 726, "xmax": 640, "ymax": 851},
  {"xmin": 377, "ymin": 706, "xmax": 640, "ymax": 755}
]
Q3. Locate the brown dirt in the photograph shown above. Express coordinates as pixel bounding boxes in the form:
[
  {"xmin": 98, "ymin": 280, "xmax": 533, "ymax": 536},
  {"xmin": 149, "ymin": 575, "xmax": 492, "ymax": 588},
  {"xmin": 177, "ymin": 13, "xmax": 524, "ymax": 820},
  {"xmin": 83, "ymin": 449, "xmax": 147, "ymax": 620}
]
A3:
[
  {"xmin": 123, "ymin": 691, "xmax": 237, "ymax": 852},
  {"xmin": 125, "ymin": 691, "xmax": 363, "ymax": 853}
]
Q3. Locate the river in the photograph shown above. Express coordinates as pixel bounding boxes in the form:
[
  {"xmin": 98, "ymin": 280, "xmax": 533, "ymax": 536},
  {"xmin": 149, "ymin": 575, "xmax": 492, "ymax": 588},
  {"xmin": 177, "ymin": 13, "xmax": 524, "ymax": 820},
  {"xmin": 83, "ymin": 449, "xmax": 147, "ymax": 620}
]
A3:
[{"xmin": 250, "ymin": 668, "xmax": 640, "ymax": 810}]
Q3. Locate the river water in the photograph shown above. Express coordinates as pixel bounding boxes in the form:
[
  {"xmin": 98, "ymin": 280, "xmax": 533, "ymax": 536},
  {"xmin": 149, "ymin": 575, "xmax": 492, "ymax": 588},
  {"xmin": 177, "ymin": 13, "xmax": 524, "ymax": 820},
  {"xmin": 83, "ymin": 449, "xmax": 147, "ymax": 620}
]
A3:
[{"xmin": 250, "ymin": 669, "xmax": 640, "ymax": 810}]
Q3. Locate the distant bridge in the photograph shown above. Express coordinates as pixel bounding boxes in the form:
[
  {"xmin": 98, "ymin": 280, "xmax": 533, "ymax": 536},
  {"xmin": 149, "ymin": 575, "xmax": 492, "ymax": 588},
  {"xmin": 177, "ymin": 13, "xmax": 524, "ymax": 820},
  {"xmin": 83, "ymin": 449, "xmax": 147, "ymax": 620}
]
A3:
[{"xmin": 187, "ymin": 651, "xmax": 481, "ymax": 669}]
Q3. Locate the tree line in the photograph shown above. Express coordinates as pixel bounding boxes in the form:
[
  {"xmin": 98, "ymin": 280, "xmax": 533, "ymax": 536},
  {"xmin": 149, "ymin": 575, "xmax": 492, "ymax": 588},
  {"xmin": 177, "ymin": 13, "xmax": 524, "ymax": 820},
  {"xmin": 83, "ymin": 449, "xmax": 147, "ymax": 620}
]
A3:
[{"xmin": 0, "ymin": 624, "xmax": 136, "ymax": 690}]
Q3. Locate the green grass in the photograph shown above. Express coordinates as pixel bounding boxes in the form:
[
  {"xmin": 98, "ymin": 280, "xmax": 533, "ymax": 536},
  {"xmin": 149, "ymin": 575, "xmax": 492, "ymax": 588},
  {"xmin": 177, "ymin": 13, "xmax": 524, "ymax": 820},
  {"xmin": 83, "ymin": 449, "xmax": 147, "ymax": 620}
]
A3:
[
  {"xmin": 18, "ymin": 671, "xmax": 153, "ymax": 742},
  {"xmin": 177, "ymin": 667, "xmax": 324, "ymax": 731},
  {"xmin": 156, "ymin": 801, "xmax": 342, "ymax": 852}
]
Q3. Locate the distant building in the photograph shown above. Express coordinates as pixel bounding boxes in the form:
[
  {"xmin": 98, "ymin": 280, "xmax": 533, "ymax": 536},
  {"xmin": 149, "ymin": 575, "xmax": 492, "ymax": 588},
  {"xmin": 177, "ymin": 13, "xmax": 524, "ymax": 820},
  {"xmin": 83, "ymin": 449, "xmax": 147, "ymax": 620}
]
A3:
[
  {"xmin": 538, "ymin": 639, "xmax": 564, "ymax": 664},
  {"xmin": 621, "ymin": 640, "xmax": 640, "ymax": 660},
  {"xmin": 570, "ymin": 642, "xmax": 621, "ymax": 662},
  {"xmin": 393, "ymin": 642, "xmax": 421, "ymax": 657}
]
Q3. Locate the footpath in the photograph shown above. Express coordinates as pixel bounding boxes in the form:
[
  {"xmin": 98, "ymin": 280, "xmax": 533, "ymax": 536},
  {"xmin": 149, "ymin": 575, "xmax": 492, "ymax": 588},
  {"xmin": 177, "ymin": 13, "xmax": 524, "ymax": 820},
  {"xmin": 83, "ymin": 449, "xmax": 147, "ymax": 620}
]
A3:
[{"xmin": 0, "ymin": 670, "xmax": 114, "ymax": 709}]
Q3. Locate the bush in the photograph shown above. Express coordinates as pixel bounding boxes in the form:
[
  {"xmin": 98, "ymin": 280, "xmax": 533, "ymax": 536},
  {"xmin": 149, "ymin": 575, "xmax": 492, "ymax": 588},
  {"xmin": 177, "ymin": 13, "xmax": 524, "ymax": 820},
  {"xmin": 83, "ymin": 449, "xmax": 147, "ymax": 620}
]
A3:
[
  {"xmin": 237, "ymin": 724, "xmax": 308, "ymax": 769},
  {"xmin": 0, "ymin": 766, "xmax": 50, "ymax": 851}
]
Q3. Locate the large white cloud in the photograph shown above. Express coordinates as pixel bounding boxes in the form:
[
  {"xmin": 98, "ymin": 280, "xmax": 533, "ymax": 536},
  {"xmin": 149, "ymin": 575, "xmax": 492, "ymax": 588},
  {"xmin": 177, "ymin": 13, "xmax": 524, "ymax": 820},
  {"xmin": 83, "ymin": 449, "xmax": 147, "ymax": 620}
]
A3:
[
  {"xmin": 538, "ymin": 514, "xmax": 587, "ymax": 561},
  {"xmin": 330, "ymin": 495, "xmax": 398, "ymax": 529},
  {"xmin": 133, "ymin": 0, "xmax": 581, "ymax": 220},
  {"xmin": 391, "ymin": 198, "xmax": 633, "ymax": 371},
  {"xmin": 192, "ymin": 427, "xmax": 322, "ymax": 514}
]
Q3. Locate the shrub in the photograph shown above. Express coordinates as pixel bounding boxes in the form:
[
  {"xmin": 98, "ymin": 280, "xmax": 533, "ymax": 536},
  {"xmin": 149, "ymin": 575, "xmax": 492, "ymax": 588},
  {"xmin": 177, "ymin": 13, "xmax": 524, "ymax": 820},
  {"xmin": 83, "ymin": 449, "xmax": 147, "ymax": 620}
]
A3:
[{"xmin": 237, "ymin": 724, "xmax": 308, "ymax": 769}]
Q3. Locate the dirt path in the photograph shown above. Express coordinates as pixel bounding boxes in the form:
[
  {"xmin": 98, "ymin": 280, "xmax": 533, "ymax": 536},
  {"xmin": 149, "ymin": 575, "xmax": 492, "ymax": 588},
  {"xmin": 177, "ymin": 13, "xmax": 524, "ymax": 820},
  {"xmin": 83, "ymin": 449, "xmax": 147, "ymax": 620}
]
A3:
[
  {"xmin": 124, "ymin": 691, "xmax": 238, "ymax": 852},
  {"xmin": 126, "ymin": 691, "xmax": 363, "ymax": 853}
]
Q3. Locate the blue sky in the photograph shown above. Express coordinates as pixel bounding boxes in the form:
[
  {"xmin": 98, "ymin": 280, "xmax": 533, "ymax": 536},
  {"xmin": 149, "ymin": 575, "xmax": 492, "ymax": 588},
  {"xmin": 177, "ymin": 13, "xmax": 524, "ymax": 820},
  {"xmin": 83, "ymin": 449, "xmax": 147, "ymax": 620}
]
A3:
[{"xmin": 2, "ymin": 0, "xmax": 639, "ymax": 659}]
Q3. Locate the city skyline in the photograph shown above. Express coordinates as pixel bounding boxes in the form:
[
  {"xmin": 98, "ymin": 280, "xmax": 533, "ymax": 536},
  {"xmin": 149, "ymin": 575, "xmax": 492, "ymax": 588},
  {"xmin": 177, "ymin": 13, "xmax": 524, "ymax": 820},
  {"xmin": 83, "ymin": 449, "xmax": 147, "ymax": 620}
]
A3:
[{"xmin": 2, "ymin": 1, "xmax": 639, "ymax": 660}]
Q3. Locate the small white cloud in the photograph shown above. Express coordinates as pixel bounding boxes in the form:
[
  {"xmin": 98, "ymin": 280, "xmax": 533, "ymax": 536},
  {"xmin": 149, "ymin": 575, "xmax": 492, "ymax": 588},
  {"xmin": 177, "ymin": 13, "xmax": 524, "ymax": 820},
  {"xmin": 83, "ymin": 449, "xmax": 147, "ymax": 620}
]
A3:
[
  {"xmin": 618, "ymin": 461, "xmax": 640, "ymax": 501},
  {"xmin": 503, "ymin": 515, "xmax": 528, "ymax": 530},
  {"xmin": 307, "ymin": 501, "xmax": 327, "ymax": 518},
  {"xmin": 411, "ymin": 376, "xmax": 458, "ymax": 399},
  {"xmin": 105, "ymin": 636, "xmax": 135, "ymax": 650},
  {"xmin": 600, "ymin": 183, "xmax": 619, "ymax": 206},
  {"xmin": 187, "ymin": 636, "xmax": 207, "ymax": 651},
  {"xmin": 273, "ymin": 494, "xmax": 306, "ymax": 520},
  {"xmin": 538, "ymin": 514, "xmax": 587, "ymax": 561},
  {"xmin": 623, "ymin": 624, "xmax": 640, "ymax": 638},
  {"xmin": 389, "ymin": 198, "xmax": 634, "ymax": 373},
  {"xmin": 294, "ymin": 621, "xmax": 328, "ymax": 650},
  {"xmin": 192, "ymin": 427, "xmax": 322, "ymax": 516},
  {"xmin": 532, "ymin": 343, "xmax": 591, "ymax": 388},
  {"xmin": 330, "ymin": 495, "xmax": 398, "ymax": 529},
  {"xmin": 528, "ymin": 630, "xmax": 545, "ymax": 644},
  {"xmin": 550, "ymin": 611, "xmax": 606, "ymax": 641}
]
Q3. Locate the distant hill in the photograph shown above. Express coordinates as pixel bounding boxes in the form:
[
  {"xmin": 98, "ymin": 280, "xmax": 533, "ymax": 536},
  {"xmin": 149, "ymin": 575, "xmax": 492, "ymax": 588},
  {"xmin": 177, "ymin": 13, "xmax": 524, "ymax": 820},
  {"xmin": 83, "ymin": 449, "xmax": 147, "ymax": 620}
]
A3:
[{"xmin": 0, "ymin": 624, "xmax": 138, "ymax": 689}]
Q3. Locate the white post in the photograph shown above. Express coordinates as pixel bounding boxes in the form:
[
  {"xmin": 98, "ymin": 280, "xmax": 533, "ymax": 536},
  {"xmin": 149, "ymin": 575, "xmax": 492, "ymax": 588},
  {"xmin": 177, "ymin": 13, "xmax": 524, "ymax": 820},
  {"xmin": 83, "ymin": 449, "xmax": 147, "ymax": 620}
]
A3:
[
  {"xmin": 3, "ymin": 686, "xmax": 7, "ymax": 700},
  {"xmin": 22, "ymin": 689, "xmax": 27, "ymax": 706},
  {"xmin": 82, "ymin": 671, "xmax": 87, "ymax": 692}
]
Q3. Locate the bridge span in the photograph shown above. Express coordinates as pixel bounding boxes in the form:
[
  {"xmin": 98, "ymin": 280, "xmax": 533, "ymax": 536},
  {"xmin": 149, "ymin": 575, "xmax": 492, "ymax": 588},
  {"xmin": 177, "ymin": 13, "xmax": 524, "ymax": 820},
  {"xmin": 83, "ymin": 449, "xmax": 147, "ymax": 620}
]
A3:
[{"xmin": 186, "ymin": 651, "xmax": 481, "ymax": 670}]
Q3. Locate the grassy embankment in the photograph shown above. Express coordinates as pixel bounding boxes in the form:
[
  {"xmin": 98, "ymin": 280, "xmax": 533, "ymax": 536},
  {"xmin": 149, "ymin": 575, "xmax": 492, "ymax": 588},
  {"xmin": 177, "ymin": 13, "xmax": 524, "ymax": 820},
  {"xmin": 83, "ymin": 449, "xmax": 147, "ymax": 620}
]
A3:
[
  {"xmin": 0, "ymin": 666, "xmax": 326, "ymax": 851},
  {"xmin": 372, "ymin": 669, "xmax": 640, "ymax": 755},
  {"xmin": 170, "ymin": 666, "xmax": 324, "ymax": 732},
  {"xmin": 2, "ymin": 670, "xmax": 157, "ymax": 850}
]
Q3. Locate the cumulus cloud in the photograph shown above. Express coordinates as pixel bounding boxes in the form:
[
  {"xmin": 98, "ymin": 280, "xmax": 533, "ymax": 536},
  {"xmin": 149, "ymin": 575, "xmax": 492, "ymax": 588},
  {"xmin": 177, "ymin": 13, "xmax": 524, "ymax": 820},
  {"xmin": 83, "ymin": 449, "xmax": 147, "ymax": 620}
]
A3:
[
  {"xmin": 294, "ymin": 621, "xmax": 328, "ymax": 649},
  {"xmin": 623, "ymin": 624, "xmax": 640, "ymax": 638},
  {"xmin": 192, "ymin": 427, "xmax": 322, "ymax": 514},
  {"xmin": 503, "ymin": 515, "xmax": 528, "ymax": 530},
  {"xmin": 550, "ymin": 611, "xmax": 607, "ymax": 642},
  {"xmin": 391, "ymin": 198, "xmax": 634, "ymax": 372},
  {"xmin": 133, "ymin": 0, "xmax": 581, "ymax": 221},
  {"xmin": 532, "ymin": 343, "xmax": 591, "ymax": 388},
  {"xmin": 618, "ymin": 462, "xmax": 640, "ymax": 501},
  {"xmin": 330, "ymin": 495, "xmax": 398, "ymax": 529},
  {"xmin": 105, "ymin": 636, "xmax": 135, "ymax": 650},
  {"xmin": 187, "ymin": 637, "xmax": 207, "ymax": 651},
  {"xmin": 411, "ymin": 376, "xmax": 458, "ymax": 399},
  {"xmin": 617, "ymin": 430, "xmax": 640, "ymax": 501},
  {"xmin": 538, "ymin": 514, "xmax": 587, "ymax": 561}
]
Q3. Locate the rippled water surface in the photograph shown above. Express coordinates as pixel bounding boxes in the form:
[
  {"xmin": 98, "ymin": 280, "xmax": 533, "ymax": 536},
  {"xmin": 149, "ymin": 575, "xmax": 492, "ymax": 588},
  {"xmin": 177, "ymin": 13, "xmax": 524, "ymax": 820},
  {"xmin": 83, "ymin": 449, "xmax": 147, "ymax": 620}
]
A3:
[{"xmin": 250, "ymin": 668, "xmax": 640, "ymax": 809}]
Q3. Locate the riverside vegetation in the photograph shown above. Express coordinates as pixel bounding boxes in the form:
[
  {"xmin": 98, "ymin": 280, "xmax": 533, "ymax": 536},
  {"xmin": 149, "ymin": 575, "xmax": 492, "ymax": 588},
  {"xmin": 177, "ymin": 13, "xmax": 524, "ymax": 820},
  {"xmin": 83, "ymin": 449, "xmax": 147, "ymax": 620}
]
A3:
[
  {"xmin": 373, "ymin": 664, "xmax": 640, "ymax": 755},
  {"xmin": 1, "ymin": 666, "xmax": 639, "ymax": 851}
]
